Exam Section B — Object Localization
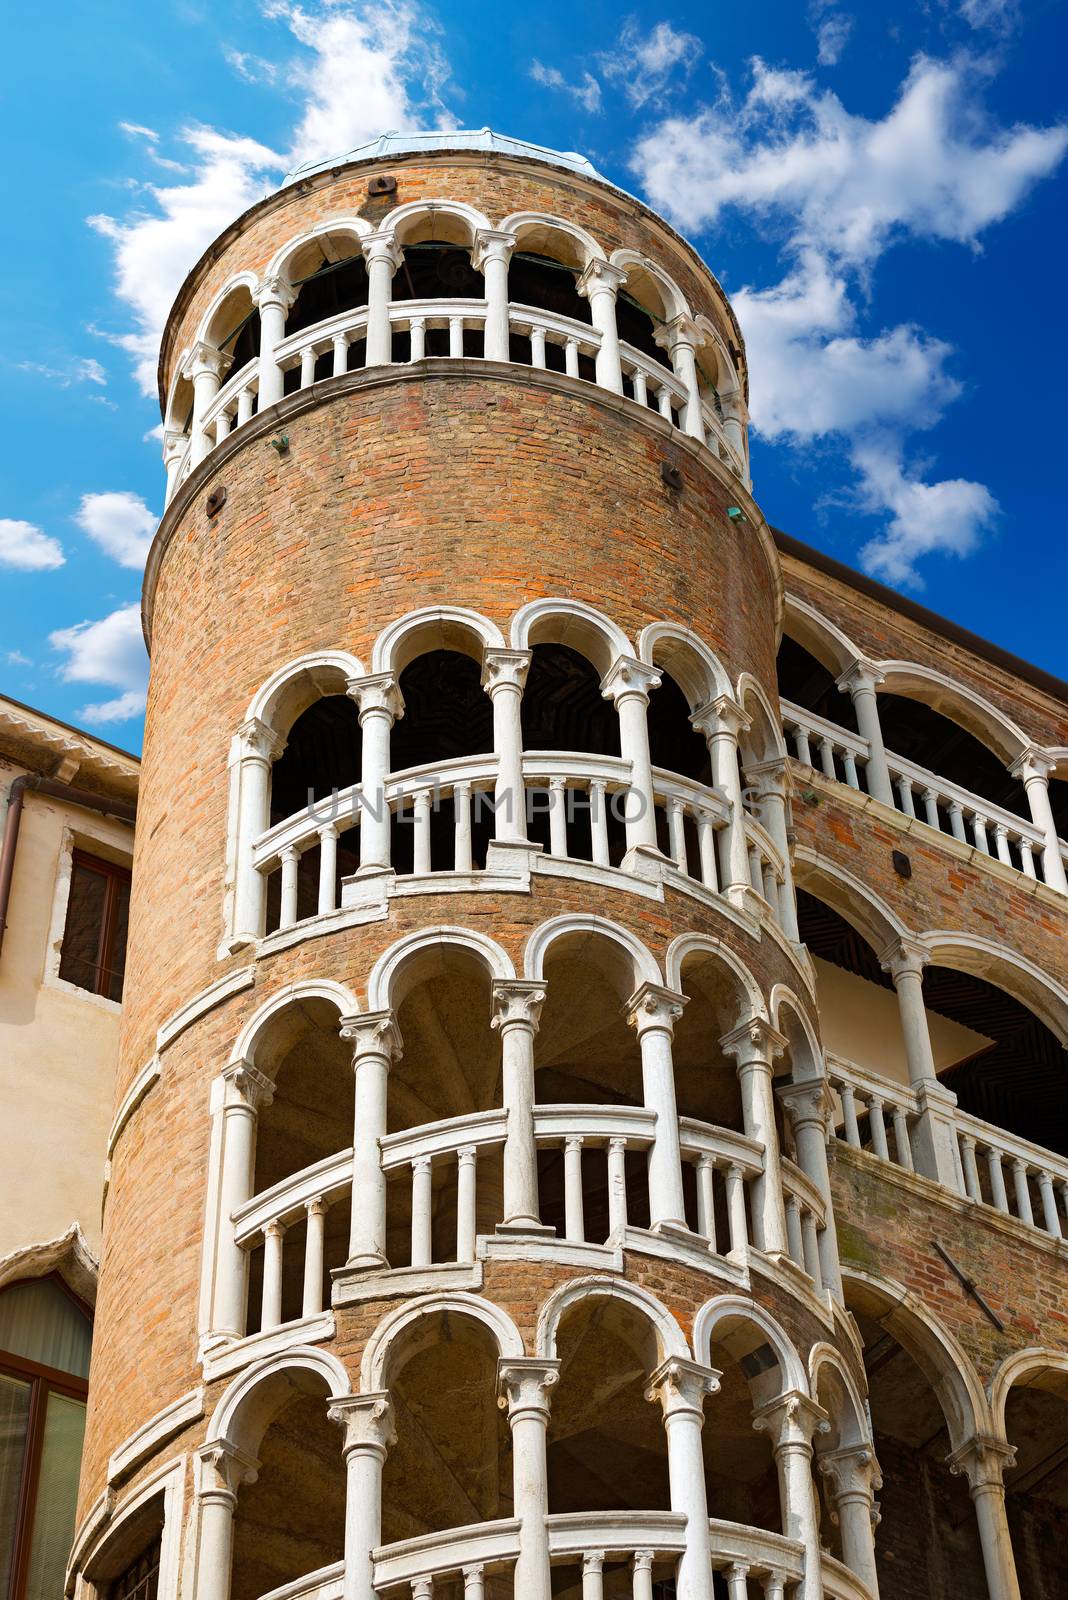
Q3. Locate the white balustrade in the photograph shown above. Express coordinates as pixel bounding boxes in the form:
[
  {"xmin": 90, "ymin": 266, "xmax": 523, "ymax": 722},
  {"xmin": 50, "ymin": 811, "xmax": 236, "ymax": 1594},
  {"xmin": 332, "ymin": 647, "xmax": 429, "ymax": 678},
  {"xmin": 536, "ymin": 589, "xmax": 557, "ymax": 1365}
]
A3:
[
  {"xmin": 781, "ymin": 1161, "xmax": 829, "ymax": 1292},
  {"xmin": 820, "ymin": 1553, "xmax": 877, "ymax": 1600},
  {"xmin": 232, "ymin": 1148, "xmax": 353, "ymax": 1332},
  {"xmin": 826, "ymin": 1058, "xmax": 919, "ymax": 1177},
  {"xmin": 742, "ymin": 813, "xmax": 789, "ymax": 921},
  {"xmin": 381, "ymin": 1110, "xmax": 508, "ymax": 1268},
  {"xmin": 679, "ymin": 1120, "xmax": 762, "ymax": 1259},
  {"xmin": 780, "ymin": 702, "xmax": 869, "ymax": 792},
  {"xmin": 199, "ymin": 362, "xmax": 260, "ymax": 451}
]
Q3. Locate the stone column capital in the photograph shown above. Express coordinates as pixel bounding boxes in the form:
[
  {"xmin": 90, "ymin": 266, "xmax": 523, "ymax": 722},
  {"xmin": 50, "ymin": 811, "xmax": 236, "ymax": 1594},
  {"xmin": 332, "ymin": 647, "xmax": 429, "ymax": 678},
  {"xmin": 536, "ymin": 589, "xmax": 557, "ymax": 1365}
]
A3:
[
  {"xmin": 481, "ymin": 648, "xmax": 532, "ymax": 695},
  {"xmin": 644, "ymin": 1356, "xmax": 721, "ymax": 1419},
  {"xmin": 878, "ymin": 936, "xmax": 930, "ymax": 982},
  {"xmin": 600, "ymin": 655, "xmax": 662, "ymax": 707},
  {"xmin": 817, "ymin": 1442, "xmax": 883, "ymax": 1502},
  {"xmin": 361, "ymin": 230, "xmax": 404, "ymax": 270},
  {"xmin": 163, "ymin": 427, "xmax": 188, "ymax": 461},
  {"xmin": 340, "ymin": 1009, "xmax": 403, "ymax": 1064},
  {"xmin": 1009, "ymin": 745, "xmax": 1056, "ymax": 784},
  {"xmin": 254, "ymin": 273, "xmax": 298, "ymax": 312},
  {"xmin": 742, "ymin": 755, "xmax": 790, "ymax": 794},
  {"xmin": 196, "ymin": 1437, "xmax": 259, "ymax": 1501},
  {"xmin": 719, "ymin": 1016, "xmax": 788, "ymax": 1068},
  {"xmin": 625, "ymin": 982, "xmax": 688, "ymax": 1038},
  {"xmin": 690, "ymin": 694, "xmax": 750, "ymax": 740},
  {"xmin": 576, "ymin": 258, "xmax": 628, "ymax": 298},
  {"xmin": 221, "ymin": 1058, "xmax": 276, "ymax": 1111},
  {"xmin": 491, "ymin": 979, "xmax": 547, "ymax": 1034},
  {"xmin": 327, "ymin": 1392, "xmax": 397, "ymax": 1460},
  {"xmin": 947, "ymin": 1434, "xmax": 1017, "ymax": 1493},
  {"xmin": 183, "ymin": 341, "xmax": 232, "ymax": 382},
  {"xmin": 237, "ymin": 716, "xmax": 285, "ymax": 762},
  {"xmin": 776, "ymin": 1078, "xmax": 834, "ymax": 1129},
  {"xmin": 471, "ymin": 228, "xmax": 517, "ymax": 271},
  {"xmin": 836, "ymin": 658, "xmax": 885, "ymax": 697},
  {"xmin": 497, "ymin": 1357, "xmax": 560, "ymax": 1420},
  {"xmin": 346, "ymin": 671, "xmax": 404, "ymax": 723},
  {"xmin": 753, "ymin": 1390, "xmax": 830, "ymax": 1452},
  {"xmin": 654, "ymin": 313, "xmax": 706, "ymax": 352}
]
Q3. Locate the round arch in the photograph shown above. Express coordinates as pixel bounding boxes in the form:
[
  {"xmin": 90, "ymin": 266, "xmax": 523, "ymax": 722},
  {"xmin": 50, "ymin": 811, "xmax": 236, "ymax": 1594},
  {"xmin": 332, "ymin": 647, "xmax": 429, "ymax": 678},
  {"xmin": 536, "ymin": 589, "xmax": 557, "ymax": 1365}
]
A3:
[
  {"xmin": 207, "ymin": 1345, "xmax": 353, "ymax": 1455},
  {"xmin": 990, "ymin": 1347, "xmax": 1068, "ymax": 1440},
  {"xmin": 244, "ymin": 649, "xmax": 366, "ymax": 737},
  {"xmin": 875, "ymin": 661, "xmax": 1030, "ymax": 766},
  {"xmin": 664, "ymin": 931, "xmax": 765, "ymax": 1021},
  {"xmin": 498, "ymin": 211, "xmax": 606, "ymax": 270},
  {"xmin": 195, "ymin": 271, "xmax": 261, "ymax": 349},
  {"xmin": 770, "ymin": 984, "xmax": 823, "ymax": 1079},
  {"xmin": 227, "ymin": 979, "xmax": 359, "ymax": 1076},
  {"xmin": 510, "ymin": 598, "xmax": 631, "ymax": 679},
  {"xmin": 920, "ymin": 930, "xmax": 1068, "ymax": 1046},
  {"xmin": 371, "ymin": 606, "xmax": 505, "ymax": 677},
  {"xmin": 608, "ymin": 248, "xmax": 689, "ymax": 322},
  {"xmin": 524, "ymin": 913, "xmax": 661, "ymax": 998},
  {"xmin": 536, "ymin": 1275, "xmax": 688, "ymax": 1363},
  {"xmin": 265, "ymin": 217, "xmax": 373, "ymax": 290},
  {"xmin": 382, "ymin": 198, "xmax": 491, "ymax": 249},
  {"xmin": 808, "ymin": 1342, "xmax": 871, "ymax": 1450},
  {"xmin": 781, "ymin": 596, "xmax": 860, "ymax": 678},
  {"xmin": 692, "ymin": 1295, "xmax": 808, "ymax": 1399},
  {"xmin": 163, "ymin": 356, "xmax": 194, "ymax": 437},
  {"xmin": 361, "ymin": 1292, "xmax": 524, "ymax": 1392},
  {"xmin": 637, "ymin": 621, "xmax": 732, "ymax": 710},
  {"xmin": 736, "ymin": 672, "xmax": 787, "ymax": 763},
  {"xmin": 792, "ymin": 848, "xmax": 910, "ymax": 954},
  {"xmin": 366, "ymin": 925, "xmax": 516, "ymax": 1014}
]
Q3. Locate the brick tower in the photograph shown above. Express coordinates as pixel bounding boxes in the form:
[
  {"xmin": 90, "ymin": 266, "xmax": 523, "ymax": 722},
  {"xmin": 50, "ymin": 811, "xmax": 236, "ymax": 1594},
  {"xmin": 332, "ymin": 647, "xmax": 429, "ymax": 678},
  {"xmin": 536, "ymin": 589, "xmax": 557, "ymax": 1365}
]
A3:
[{"xmin": 68, "ymin": 130, "xmax": 1066, "ymax": 1600}]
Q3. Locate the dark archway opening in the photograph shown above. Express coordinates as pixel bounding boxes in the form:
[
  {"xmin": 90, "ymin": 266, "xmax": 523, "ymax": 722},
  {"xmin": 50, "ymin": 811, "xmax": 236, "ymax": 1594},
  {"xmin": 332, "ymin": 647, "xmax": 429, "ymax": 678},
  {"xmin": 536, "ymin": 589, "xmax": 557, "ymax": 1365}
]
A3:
[
  {"xmin": 266, "ymin": 697, "xmax": 362, "ymax": 930},
  {"xmin": 776, "ymin": 635, "xmax": 858, "ymax": 734},
  {"xmin": 877, "ymin": 694, "xmax": 1027, "ymax": 818}
]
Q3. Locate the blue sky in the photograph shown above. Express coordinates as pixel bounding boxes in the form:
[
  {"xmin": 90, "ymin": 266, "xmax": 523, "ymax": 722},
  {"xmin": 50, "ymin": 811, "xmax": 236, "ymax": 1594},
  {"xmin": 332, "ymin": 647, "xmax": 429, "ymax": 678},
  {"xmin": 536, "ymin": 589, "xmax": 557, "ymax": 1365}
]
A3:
[{"xmin": 1, "ymin": 0, "xmax": 1065, "ymax": 751}]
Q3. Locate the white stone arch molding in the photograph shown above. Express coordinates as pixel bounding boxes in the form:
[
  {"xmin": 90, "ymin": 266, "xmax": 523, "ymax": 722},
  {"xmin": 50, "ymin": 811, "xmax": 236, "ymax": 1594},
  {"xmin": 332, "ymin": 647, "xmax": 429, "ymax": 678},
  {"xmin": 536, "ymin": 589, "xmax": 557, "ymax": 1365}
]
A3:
[
  {"xmin": 380, "ymin": 198, "xmax": 493, "ymax": 247},
  {"xmin": 523, "ymin": 912, "xmax": 662, "ymax": 995},
  {"xmin": 874, "ymin": 659, "xmax": 1031, "ymax": 765},
  {"xmin": 498, "ymin": 211, "xmax": 607, "ymax": 268},
  {"xmin": 207, "ymin": 1344, "xmax": 354, "ymax": 1450},
  {"xmin": 371, "ymin": 605, "xmax": 505, "ymax": 678},
  {"xmin": 227, "ymin": 977, "xmax": 361, "ymax": 1074},
  {"xmin": 919, "ymin": 929, "xmax": 1068, "ymax": 1046},
  {"xmin": 264, "ymin": 216, "xmax": 374, "ymax": 290},
  {"xmin": 664, "ymin": 930, "xmax": 766, "ymax": 1023},
  {"xmin": 510, "ymin": 597, "xmax": 633, "ymax": 681},
  {"xmin": 366, "ymin": 924, "xmax": 516, "ymax": 1014},
  {"xmin": 735, "ymin": 672, "xmax": 788, "ymax": 762},
  {"xmin": 781, "ymin": 594, "xmax": 861, "ymax": 678},
  {"xmin": 692, "ymin": 1294, "xmax": 809, "ymax": 1399},
  {"xmin": 989, "ymin": 1347, "xmax": 1068, "ymax": 1442},
  {"xmin": 637, "ymin": 620, "xmax": 733, "ymax": 710},
  {"xmin": 243, "ymin": 649, "xmax": 368, "ymax": 738},
  {"xmin": 769, "ymin": 983, "xmax": 823, "ymax": 1072},
  {"xmin": 194, "ymin": 270, "xmax": 261, "ymax": 349},
  {"xmin": 360, "ymin": 1291, "xmax": 525, "ymax": 1392},
  {"xmin": 536, "ymin": 1275, "xmax": 690, "ymax": 1363},
  {"xmin": 791, "ymin": 846, "xmax": 911, "ymax": 954},
  {"xmin": 807, "ymin": 1341, "xmax": 871, "ymax": 1449},
  {"xmin": 608, "ymin": 248, "xmax": 690, "ymax": 321}
]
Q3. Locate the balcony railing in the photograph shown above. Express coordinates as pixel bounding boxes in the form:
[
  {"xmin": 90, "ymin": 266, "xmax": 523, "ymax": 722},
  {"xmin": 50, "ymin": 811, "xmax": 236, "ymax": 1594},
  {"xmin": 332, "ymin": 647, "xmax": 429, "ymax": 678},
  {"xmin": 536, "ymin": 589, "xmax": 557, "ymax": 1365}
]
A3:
[
  {"xmin": 171, "ymin": 299, "xmax": 746, "ymax": 500},
  {"xmin": 826, "ymin": 1056, "xmax": 1068, "ymax": 1242},
  {"xmin": 781, "ymin": 701, "xmax": 1064, "ymax": 889}
]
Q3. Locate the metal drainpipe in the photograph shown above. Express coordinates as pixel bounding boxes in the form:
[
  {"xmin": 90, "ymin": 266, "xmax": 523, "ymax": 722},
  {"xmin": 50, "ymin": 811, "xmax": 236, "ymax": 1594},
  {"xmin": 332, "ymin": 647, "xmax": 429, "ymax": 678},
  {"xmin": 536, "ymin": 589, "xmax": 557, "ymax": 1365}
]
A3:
[{"xmin": 0, "ymin": 774, "xmax": 138, "ymax": 961}]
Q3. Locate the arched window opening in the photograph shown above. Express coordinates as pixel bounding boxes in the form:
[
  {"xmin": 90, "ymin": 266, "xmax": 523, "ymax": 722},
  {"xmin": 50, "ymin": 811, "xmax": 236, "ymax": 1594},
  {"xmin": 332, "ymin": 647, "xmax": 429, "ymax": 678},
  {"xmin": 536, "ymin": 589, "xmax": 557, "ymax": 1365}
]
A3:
[
  {"xmin": 388, "ymin": 650, "xmax": 495, "ymax": 874},
  {"xmin": 672, "ymin": 957, "xmax": 746, "ymax": 1134},
  {"xmin": 777, "ymin": 635, "xmax": 858, "ymax": 735},
  {"xmin": 615, "ymin": 284, "xmax": 671, "ymax": 370},
  {"xmin": 207, "ymin": 286, "xmax": 260, "ymax": 385},
  {"xmin": 382, "ymin": 946, "xmax": 502, "ymax": 1268},
  {"xmin": 1002, "ymin": 1374, "xmax": 1068, "ymax": 1595},
  {"xmin": 283, "ymin": 239, "xmax": 370, "ymax": 387},
  {"xmin": 853, "ymin": 1307, "xmax": 986, "ymax": 1599},
  {"xmin": 389, "ymin": 243, "xmax": 486, "ymax": 360},
  {"xmin": 507, "ymin": 245, "xmax": 596, "ymax": 382},
  {"xmin": 547, "ymin": 1297, "xmax": 670, "ymax": 1523},
  {"xmin": 381, "ymin": 1314, "xmax": 510, "ymax": 1544},
  {"xmin": 0, "ymin": 1276, "xmax": 92, "ymax": 1600},
  {"xmin": 265, "ymin": 696, "xmax": 362, "ymax": 933},
  {"xmin": 230, "ymin": 1380, "xmax": 344, "ymax": 1600},
  {"xmin": 703, "ymin": 1338, "xmax": 782, "ymax": 1536},
  {"xmin": 648, "ymin": 670, "xmax": 712, "ymax": 784},
  {"xmin": 878, "ymin": 693, "xmax": 1028, "ymax": 819},
  {"xmin": 522, "ymin": 643, "xmax": 627, "ymax": 865}
]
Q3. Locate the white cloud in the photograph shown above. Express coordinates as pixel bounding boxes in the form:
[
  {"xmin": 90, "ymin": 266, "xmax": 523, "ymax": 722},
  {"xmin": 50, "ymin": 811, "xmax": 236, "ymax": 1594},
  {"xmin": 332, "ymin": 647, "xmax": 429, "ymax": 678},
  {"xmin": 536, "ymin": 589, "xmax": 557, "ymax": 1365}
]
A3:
[
  {"xmin": 959, "ymin": 0, "xmax": 1018, "ymax": 33},
  {"xmin": 74, "ymin": 491, "xmax": 158, "ymax": 570},
  {"xmin": 814, "ymin": 12, "xmax": 853, "ymax": 66},
  {"xmin": 50, "ymin": 604, "xmax": 149, "ymax": 724},
  {"xmin": 17, "ymin": 357, "xmax": 107, "ymax": 388},
  {"xmin": 6, "ymin": 650, "xmax": 32, "ymax": 667},
  {"xmin": 530, "ymin": 60, "xmax": 602, "ymax": 115},
  {"xmin": 599, "ymin": 20, "xmax": 701, "ymax": 109},
  {"xmin": 853, "ymin": 441, "xmax": 999, "ymax": 587},
  {"xmin": 630, "ymin": 54, "xmax": 1068, "ymax": 263},
  {"xmin": 0, "ymin": 519, "xmax": 65, "ymax": 572}
]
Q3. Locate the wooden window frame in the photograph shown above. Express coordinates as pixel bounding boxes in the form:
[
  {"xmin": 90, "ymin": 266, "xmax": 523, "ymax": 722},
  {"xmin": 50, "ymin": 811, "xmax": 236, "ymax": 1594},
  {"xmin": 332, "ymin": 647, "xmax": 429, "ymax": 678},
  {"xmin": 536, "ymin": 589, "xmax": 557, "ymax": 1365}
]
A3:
[
  {"xmin": 1, "ymin": 1275, "xmax": 92, "ymax": 1600},
  {"xmin": 61, "ymin": 849, "xmax": 132, "ymax": 1001}
]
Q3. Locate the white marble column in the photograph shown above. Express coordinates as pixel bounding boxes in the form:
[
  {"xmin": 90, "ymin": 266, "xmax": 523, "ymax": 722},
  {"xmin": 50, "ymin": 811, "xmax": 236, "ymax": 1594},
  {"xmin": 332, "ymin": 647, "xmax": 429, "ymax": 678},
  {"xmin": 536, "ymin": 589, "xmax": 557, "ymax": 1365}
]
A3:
[
  {"xmin": 185, "ymin": 342, "xmax": 232, "ymax": 469},
  {"xmin": 1011, "ymin": 748, "xmax": 1068, "ymax": 893},
  {"xmin": 753, "ymin": 1392, "xmax": 830, "ymax": 1600},
  {"xmin": 230, "ymin": 717, "xmax": 285, "ymax": 945},
  {"xmin": 163, "ymin": 427, "xmax": 188, "ymax": 503},
  {"xmin": 718, "ymin": 386, "xmax": 749, "ymax": 468},
  {"xmin": 211, "ymin": 1061, "xmax": 275, "ymax": 1338},
  {"xmin": 340, "ymin": 1010, "xmax": 402, "ymax": 1269},
  {"xmin": 347, "ymin": 672, "xmax": 404, "ymax": 876},
  {"xmin": 482, "ymin": 648, "xmax": 531, "ymax": 844},
  {"xmin": 491, "ymin": 980, "xmax": 549, "ymax": 1233},
  {"xmin": 329, "ymin": 1394, "xmax": 397, "ymax": 1600},
  {"xmin": 472, "ymin": 229, "xmax": 517, "ymax": 362},
  {"xmin": 255, "ymin": 273, "xmax": 298, "ymax": 410},
  {"xmin": 742, "ymin": 756, "xmax": 800, "ymax": 940},
  {"xmin": 836, "ymin": 662, "xmax": 893, "ymax": 808},
  {"xmin": 498, "ymin": 1359, "xmax": 560, "ymax": 1600},
  {"xmin": 948, "ymin": 1438, "xmax": 1021, "ymax": 1600},
  {"xmin": 692, "ymin": 696, "xmax": 752, "ymax": 900},
  {"xmin": 817, "ymin": 1444, "xmax": 882, "ymax": 1597},
  {"xmin": 362, "ymin": 231, "xmax": 404, "ymax": 366},
  {"xmin": 625, "ymin": 983, "xmax": 688, "ymax": 1232},
  {"xmin": 720, "ymin": 1019, "xmax": 789, "ymax": 1256},
  {"xmin": 880, "ymin": 938, "xmax": 961, "ymax": 1191},
  {"xmin": 654, "ymin": 314, "xmax": 707, "ymax": 440},
  {"xmin": 601, "ymin": 656, "xmax": 662, "ymax": 860},
  {"xmin": 577, "ymin": 259, "xmax": 627, "ymax": 394},
  {"xmin": 193, "ymin": 1441, "xmax": 260, "ymax": 1600},
  {"xmin": 777, "ymin": 1081, "xmax": 843, "ymax": 1300},
  {"xmin": 646, "ymin": 1358, "xmax": 721, "ymax": 1600}
]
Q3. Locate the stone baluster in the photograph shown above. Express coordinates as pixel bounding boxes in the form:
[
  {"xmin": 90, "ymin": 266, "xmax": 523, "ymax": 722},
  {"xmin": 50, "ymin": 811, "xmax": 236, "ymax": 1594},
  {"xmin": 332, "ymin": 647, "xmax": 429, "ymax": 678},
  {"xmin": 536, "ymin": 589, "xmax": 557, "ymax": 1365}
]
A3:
[
  {"xmin": 753, "ymin": 1392, "xmax": 831, "ymax": 1600},
  {"xmin": 817, "ymin": 1445, "xmax": 883, "ymax": 1597},
  {"xmin": 721, "ymin": 1018, "xmax": 789, "ymax": 1256},
  {"xmin": 255, "ymin": 274, "xmax": 297, "ymax": 410},
  {"xmin": 362, "ymin": 232, "xmax": 404, "ymax": 366},
  {"xmin": 340, "ymin": 1010, "xmax": 402, "ymax": 1269},
  {"xmin": 646, "ymin": 1357, "xmax": 721, "ymax": 1600},
  {"xmin": 601, "ymin": 656, "xmax": 662, "ymax": 861},
  {"xmin": 836, "ymin": 661, "xmax": 893, "ymax": 808},
  {"xmin": 577, "ymin": 259, "xmax": 627, "ymax": 394},
  {"xmin": 185, "ymin": 342, "xmax": 232, "ymax": 469},
  {"xmin": 482, "ymin": 648, "xmax": 532, "ymax": 846},
  {"xmin": 607, "ymin": 1137, "xmax": 629, "ymax": 1235},
  {"xmin": 329, "ymin": 1394, "xmax": 397, "ymax": 1600},
  {"xmin": 210, "ymin": 1060, "xmax": 275, "ymax": 1338},
  {"xmin": 947, "ymin": 1437, "xmax": 1022, "ymax": 1600},
  {"xmin": 347, "ymin": 672, "xmax": 404, "ymax": 878},
  {"xmin": 959, "ymin": 1133, "xmax": 982, "ymax": 1201},
  {"xmin": 724, "ymin": 1162, "xmax": 748, "ymax": 1255},
  {"xmin": 626, "ymin": 983, "xmax": 688, "ymax": 1232},
  {"xmin": 411, "ymin": 1155, "xmax": 433, "ymax": 1266},
  {"xmin": 692, "ymin": 696, "xmax": 752, "ymax": 900},
  {"xmin": 1037, "ymin": 1169, "xmax": 1062, "ymax": 1237},
  {"xmin": 409, "ymin": 317, "xmax": 426, "ymax": 361},
  {"xmin": 743, "ymin": 757, "xmax": 800, "ymax": 940},
  {"xmin": 548, "ymin": 776, "xmax": 568, "ymax": 856},
  {"xmin": 654, "ymin": 314, "xmax": 707, "ymax": 439},
  {"xmin": 302, "ymin": 1198, "xmax": 327, "ymax": 1317},
  {"xmin": 491, "ymin": 981, "xmax": 549, "ymax": 1234},
  {"xmin": 497, "ymin": 1359, "xmax": 560, "ymax": 1600},
  {"xmin": 718, "ymin": 386, "xmax": 748, "ymax": 463},
  {"xmin": 1011, "ymin": 748, "xmax": 1068, "ymax": 893},
  {"xmin": 1010, "ymin": 1158, "xmax": 1034, "ymax": 1226},
  {"xmin": 230, "ymin": 716, "xmax": 285, "ymax": 945},
  {"xmin": 456, "ymin": 1145, "xmax": 478, "ymax": 1262},
  {"xmin": 454, "ymin": 782, "xmax": 473, "ymax": 870},
  {"xmin": 412, "ymin": 787, "xmax": 433, "ymax": 875},
  {"xmin": 695, "ymin": 1154, "xmax": 717, "ymax": 1250},
  {"xmin": 590, "ymin": 780, "xmax": 610, "ymax": 866},
  {"xmin": 260, "ymin": 1218, "xmax": 285, "ymax": 1329},
  {"xmin": 697, "ymin": 811, "xmax": 719, "ymax": 889},
  {"xmin": 581, "ymin": 1552, "xmax": 605, "ymax": 1599},
  {"xmin": 193, "ymin": 1441, "xmax": 260, "ymax": 1600},
  {"xmin": 631, "ymin": 1550, "xmax": 655, "ymax": 1600},
  {"xmin": 318, "ymin": 823, "xmax": 339, "ymax": 914},
  {"xmin": 278, "ymin": 844, "xmax": 300, "ymax": 929},
  {"xmin": 563, "ymin": 1137, "xmax": 585, "ymax": 1242},
  {"xmin": 462, "ymin": 1567, "xmax": 484, "ymax": 1599}
]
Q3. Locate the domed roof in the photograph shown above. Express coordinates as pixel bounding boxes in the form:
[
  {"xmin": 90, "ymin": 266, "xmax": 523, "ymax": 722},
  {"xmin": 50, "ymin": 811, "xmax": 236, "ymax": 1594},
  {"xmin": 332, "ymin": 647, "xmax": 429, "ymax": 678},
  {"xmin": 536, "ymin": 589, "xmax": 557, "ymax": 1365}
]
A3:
[{"xmin": 284, "ymin": 127, "xmax": 606, "ymax": 186}]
